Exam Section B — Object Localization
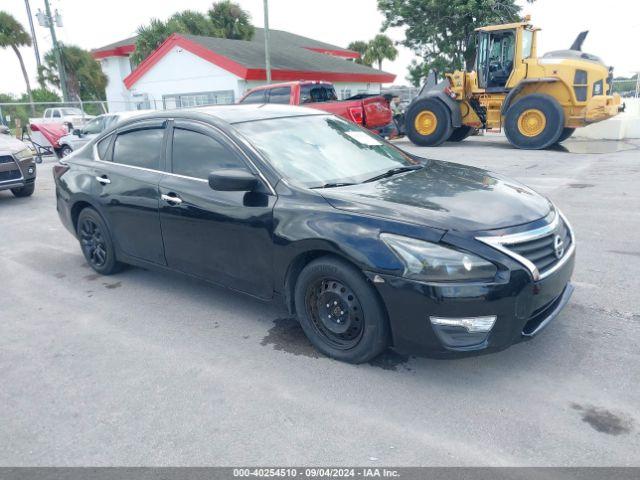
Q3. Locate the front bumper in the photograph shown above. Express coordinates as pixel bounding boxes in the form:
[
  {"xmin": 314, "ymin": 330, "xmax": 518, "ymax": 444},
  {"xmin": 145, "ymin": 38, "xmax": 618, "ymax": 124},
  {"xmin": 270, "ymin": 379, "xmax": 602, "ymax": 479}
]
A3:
[
  {"xmin": 584, "ymin": 93, "xmax": 623, "ymax": 123},
  {"xmin": 367, "ymin": 249, "xmax": 575, "ymax": 357},
  {"xmin": 0, "ymin": 155, "xmax": 36, "ymax": 191}
]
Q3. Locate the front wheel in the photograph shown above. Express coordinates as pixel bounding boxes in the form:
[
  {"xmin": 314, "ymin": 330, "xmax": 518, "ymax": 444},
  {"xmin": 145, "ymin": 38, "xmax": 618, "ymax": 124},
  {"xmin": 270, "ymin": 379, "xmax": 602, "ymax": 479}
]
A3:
[
  {"xmin": 294, "ymin": 257, "xmax": 389, "ymax": 363},
  {"xmin": 11, "ymin": 183, "xmax": 35, "ymax": 197},
  {"xmin": 504, "ymin": 94, "xmax": 565, "ymax": 149},
  {"xmin": 60, "ymin": 145, "xmax": 73, "ymax": 157},
  {"xmin": 405, "ymin": 98, "xmax": 453, "ymax": 147}
]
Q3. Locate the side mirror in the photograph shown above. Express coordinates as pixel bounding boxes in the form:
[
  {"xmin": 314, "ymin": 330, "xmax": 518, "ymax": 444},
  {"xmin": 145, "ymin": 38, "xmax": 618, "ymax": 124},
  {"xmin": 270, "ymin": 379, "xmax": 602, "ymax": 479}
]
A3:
[
  {"xmin": 73, "ymin": 128, "xmax": 83, "ymax": 137},
  {"xmin": 208, "ymin": 168, "xmax": 258, "ymax": 192}
]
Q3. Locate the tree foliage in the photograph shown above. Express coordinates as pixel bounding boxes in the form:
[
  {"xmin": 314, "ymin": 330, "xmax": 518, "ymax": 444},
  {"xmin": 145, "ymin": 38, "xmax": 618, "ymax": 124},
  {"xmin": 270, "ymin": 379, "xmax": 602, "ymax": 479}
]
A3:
[
  {"xmin": 207, "ymin": 0, "xmax": 255, "ymax": 40},
  {"xmin": 347, "ymin": 41, "xmax": 372, "ymax": 66},
  {"xmin": 363, "ymin": 34, "xmax": 398, "ymax": 70},
  {"xmin": 132, "ymin": 2, "xmax": 254, "ymax": 65},
  {"xmin": 377, "ymin": 0, "xmax": 534, "ymax": 85},
  {"xmin": 0, "ymin": 11, "xmax": 35, "ymax": 111},
  {"xmin": 348, "ymin": 35, "xmax": 398, "ymax": 69},
  {"xmin": 40, "ymin": 44, "xmax": 108, "ymax": 101}
]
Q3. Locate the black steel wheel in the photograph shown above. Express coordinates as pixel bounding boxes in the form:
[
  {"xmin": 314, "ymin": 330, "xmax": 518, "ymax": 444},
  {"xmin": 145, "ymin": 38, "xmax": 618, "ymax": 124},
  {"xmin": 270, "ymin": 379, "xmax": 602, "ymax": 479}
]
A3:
[
  {"xmin": 77, "ymin": 208, "xmax": 123, "ymax": 275},
  {"xmin": 294, "ymin": 256, "xmax": 389, "ymax": 363},
  {"xmin": 305, "ymin": 278, "xmax": 365, "ymax": 350}
]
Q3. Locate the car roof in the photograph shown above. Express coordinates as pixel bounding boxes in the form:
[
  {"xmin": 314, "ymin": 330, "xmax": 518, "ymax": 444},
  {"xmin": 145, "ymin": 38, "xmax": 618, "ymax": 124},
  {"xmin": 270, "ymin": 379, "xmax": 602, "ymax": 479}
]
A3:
[{"xmin": 184, "ymin": 104, "xmax": 326, "ymax": 124}]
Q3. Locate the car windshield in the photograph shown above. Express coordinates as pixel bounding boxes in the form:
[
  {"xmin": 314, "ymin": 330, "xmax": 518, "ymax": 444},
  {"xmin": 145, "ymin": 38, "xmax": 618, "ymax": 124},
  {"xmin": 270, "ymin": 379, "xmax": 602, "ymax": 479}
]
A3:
[
  {"xmin": 61, "ymin": 108, "xmax": 83, "ymax": 115},
  {"xmin": 235, "ymin": 115, "xmax": 419, "ymax": 188}
]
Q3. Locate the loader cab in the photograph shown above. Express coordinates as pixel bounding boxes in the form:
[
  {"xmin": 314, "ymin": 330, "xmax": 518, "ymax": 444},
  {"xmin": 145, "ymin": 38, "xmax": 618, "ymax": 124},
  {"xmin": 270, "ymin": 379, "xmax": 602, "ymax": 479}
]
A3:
[{"xmin": 476, "ymin": 28, "xmax": 517, "ymax": 91}]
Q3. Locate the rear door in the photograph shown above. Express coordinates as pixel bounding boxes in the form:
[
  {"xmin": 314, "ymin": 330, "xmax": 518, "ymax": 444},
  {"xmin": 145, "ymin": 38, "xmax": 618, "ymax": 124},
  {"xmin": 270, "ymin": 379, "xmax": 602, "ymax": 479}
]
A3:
[
  {"xmin": 92, "ymin": 119, "xmax": 167, "ymax": 265},
  {"xmin": 158, "ymin": 120, "xmax": 276, "ymax": 298}
]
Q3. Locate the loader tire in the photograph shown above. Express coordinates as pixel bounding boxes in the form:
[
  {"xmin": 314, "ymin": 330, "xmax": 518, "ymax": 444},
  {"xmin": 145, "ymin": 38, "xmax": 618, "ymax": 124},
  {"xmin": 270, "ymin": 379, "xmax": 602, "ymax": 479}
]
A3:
[
  {"xmin": 406, "ymin": 98, "xmax": 453, "ymax": 147},
  {"xmin": 504, "ymin": 94, "xmax": 564, "ymax": 150},
  {"xmin": 447, "ymin": 125, "xmax": 475, "ymax": 142},
  {"xmin": 556, "ymin": 128, "xmax": 575, "ymax": 143}
]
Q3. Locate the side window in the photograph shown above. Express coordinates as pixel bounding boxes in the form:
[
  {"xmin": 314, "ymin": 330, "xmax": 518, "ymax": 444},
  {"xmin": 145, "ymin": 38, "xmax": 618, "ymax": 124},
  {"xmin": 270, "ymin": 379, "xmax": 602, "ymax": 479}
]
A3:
[
  {"xmin": 172, "ymin": 128, "xmax": 244, "ymax": 179},
  {"xmin": 113, "ymin": 127, "xmax": 164, "ymax": 170},
  {"xmin": 300, "ymin": 84, "xmax": 313, "ymax": 104},
  {"xmin": 44, "ymin": 109, "xmax": 51, "ymax": 118},
  {"xmin": 240, "ymin": 90, "xmax": 266, "ymax": 104},
  {"xmin": 52, "ymin": 109, "xmax": 61, "ymax": 118},
  {"xmin": 96, "ymin": 135, "xmax": 113, "ymax": 160},
  {"xmin": 268, "ymin": 87, "xmax": 291, "ymax": 104}
]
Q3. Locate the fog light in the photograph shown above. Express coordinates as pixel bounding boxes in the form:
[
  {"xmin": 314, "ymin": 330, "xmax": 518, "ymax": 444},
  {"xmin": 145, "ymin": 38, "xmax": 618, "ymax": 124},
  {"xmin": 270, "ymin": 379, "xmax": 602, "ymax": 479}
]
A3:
[
  {"xmin": 27, "ymin": 166, "xmax": 35, "ymax": 174},
  {"xmin": 429, "ymin": 315, "xmax": 496, "ymax": 333}
]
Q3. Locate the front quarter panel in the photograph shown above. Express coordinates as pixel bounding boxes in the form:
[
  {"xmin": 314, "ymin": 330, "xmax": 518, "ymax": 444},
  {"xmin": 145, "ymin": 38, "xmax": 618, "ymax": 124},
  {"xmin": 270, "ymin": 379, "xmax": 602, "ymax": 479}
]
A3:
[{"xmin": 271, "ymin": 181, "xmax": 445, "ymax": 294}]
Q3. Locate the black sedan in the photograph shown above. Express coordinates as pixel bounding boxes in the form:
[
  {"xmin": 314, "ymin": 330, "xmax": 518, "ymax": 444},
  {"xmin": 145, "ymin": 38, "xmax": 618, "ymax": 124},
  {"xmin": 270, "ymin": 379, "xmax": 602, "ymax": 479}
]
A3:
[{"xmin": 54, "ymin": 105, "xmax": 575, "ymax": 363}]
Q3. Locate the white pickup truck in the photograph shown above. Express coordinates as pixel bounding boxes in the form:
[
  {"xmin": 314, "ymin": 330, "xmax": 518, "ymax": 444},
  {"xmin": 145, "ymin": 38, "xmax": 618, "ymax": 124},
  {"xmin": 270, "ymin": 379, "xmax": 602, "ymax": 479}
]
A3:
[{"xmin": 29, "ymin": 107, "xmax": 95, "ymax": 130}]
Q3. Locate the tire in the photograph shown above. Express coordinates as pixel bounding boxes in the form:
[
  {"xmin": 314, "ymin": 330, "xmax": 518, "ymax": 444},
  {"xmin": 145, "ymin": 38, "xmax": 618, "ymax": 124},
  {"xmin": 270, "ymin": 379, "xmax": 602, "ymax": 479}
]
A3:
[
  {"xmin": 405, "ymin": 98, "xmax": 454, "ymax": 147},
  {"xmin": 556, "ymin": 127, "xmax": 575, "ymax": 143},
  {"xmin": 60, "ymin": 145, "xmax": 73, "ymax": 157},
  {"xmin": 11, "ymin": 183, "xmax": 35, "ymax": 197},
  {"xmin": 294, "ymin": 256, "xmax": 389, "ymax": 364},
  {"xmin": 504, "ymin": 94, "xmax": 564, "ymax": 150},
  {"xmin": 447, "ymin": 125, "xmax": 474, "ymax": 142},
  {"xmin": 76, "ymin": 208, "xmax": 123, "ymax": 275}
]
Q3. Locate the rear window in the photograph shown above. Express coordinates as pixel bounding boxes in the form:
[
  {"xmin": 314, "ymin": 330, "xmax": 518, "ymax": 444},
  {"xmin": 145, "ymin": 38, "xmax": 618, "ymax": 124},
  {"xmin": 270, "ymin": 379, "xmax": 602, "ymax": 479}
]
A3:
[
  {"xmin": 240, "ymin": 89, "xmax": 266, "ymax": 104},
  {"xmin": 113, "ymin": 127, "xmax": 164, "ymax": 170},
  {"xmin": 268, "ymin": 87, "xmax": 291, "ymax": 104},
  {"xmin": 300, "ymin": 84, "xmax": 338, "ymax": 104}
]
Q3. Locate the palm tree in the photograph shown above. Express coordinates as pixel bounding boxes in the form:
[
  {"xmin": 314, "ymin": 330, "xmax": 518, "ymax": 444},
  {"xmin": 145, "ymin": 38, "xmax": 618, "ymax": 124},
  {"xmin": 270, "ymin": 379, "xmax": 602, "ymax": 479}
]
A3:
[
  {"xmin": 364, "ymin": 34, "xmax": 398, "ymax": 70},
  {"xmin": 347, "ymin": 41, "xmax": 373, "ymax": 66},
  {"xmin": 0, "ymin": 11, "xmax": 35, "ymax": 113}
]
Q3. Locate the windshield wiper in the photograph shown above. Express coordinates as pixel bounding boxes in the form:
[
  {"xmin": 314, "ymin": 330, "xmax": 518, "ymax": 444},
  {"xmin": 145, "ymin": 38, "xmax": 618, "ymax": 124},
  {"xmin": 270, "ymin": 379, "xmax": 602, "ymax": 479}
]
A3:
[
  {"xmin": 362, "ymin": 165, "xmax": 424, "ymax": 183},
  {"xmin": 310, "ymin": 182, "xmax": 357, "ymax": 189}
]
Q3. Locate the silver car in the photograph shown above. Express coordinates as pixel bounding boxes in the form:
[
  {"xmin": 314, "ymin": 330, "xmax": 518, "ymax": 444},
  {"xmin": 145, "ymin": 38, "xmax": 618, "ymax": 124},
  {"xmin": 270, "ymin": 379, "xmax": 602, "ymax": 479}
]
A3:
[{"xmin": 58, "ymin": 110, "xmax": 154, "ymax": 157}]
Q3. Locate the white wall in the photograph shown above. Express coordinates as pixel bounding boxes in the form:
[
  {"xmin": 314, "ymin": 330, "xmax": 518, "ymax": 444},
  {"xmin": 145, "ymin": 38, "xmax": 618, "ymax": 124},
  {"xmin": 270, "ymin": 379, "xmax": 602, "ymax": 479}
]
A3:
[
  {"xmin": 128, "ymin": 46, "xmax": 244, "ymax": 109},
  {"xmin": 101, "ymin": 56, "xmax": 133, "ymax": 113}
]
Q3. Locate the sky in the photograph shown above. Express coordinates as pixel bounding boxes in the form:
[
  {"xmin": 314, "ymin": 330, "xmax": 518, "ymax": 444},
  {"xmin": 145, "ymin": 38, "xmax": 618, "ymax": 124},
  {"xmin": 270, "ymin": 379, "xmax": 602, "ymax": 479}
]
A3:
[{"xmin": 1, "ymin": 0, "xmax": 639, "ymax": 97}]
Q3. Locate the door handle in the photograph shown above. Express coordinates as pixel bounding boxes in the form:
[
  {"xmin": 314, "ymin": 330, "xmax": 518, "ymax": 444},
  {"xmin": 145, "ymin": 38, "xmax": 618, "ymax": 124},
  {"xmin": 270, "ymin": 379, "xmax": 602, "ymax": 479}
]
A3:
[
  {"xmin": 95, "ymin": 175, "xmax": 110, "ymax": 185},
  {"xmin": 161, "ymin": 193, "xmax": 183, "ymax": 205}
]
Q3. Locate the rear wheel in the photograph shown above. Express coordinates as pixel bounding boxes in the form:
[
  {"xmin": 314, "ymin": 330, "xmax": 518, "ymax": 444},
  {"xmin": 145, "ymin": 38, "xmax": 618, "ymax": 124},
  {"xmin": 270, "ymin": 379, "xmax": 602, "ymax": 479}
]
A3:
[
  {"xmin": 11, "ymin": 183, "xmax": 35, "ymax": 197},
  {"xmin": 504, "ymin": 94, "xmax": 564, "ymax": 150},
  {"xmin": 77, "ymin": 208, "xmax": 123, "ymax": 275},
  {"xmin": 556, "ymin": 127, "xmax": 575, "ymax": 143},
  {"xmin": 447, "ymin": 125, "xmax": 474, "ymax": 142},
  {"xmin": 405, "ymin": 98, "xmax": 453, "ymax": 147},
  {"xmin": 294, "ymin": 256, "xmax": 389, "ymax": 363}
]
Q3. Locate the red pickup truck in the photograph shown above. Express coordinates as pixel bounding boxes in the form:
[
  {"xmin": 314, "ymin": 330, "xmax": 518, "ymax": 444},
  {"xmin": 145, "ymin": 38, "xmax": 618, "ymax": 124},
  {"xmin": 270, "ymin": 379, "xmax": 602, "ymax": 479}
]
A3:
[{"xmin": 238, "ymin": 81, "xmax": 391, "ymax": 132}]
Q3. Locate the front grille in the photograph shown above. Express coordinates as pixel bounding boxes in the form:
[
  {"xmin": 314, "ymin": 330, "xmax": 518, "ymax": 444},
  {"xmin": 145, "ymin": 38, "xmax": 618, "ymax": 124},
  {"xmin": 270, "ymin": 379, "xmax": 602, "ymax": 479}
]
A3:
[
  {"xmin": 508, "ymin": 219, "xmax": 572, "ymax": 274},
  {"xmin": 0, "ymin": 169, "xmax": 21, "ymax": 182},
  {"xmin": 0, "ymin": 155, "xmax": 15, "ymax": 164}
]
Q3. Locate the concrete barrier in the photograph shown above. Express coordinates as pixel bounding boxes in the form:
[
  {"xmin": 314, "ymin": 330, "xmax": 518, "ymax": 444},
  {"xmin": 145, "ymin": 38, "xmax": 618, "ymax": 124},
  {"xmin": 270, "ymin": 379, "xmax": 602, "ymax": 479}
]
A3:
[{"xmin": 574, "ymin": 98, "xmax": 640, "ymax": 139}]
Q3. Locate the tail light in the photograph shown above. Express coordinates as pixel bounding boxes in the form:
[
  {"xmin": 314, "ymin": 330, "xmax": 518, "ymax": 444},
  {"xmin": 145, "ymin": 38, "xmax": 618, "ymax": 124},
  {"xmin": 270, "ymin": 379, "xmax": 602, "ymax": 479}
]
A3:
[
  {"xmin": 52, "ymin": 163, "xmax": 70, "ymax": 181},
  {"xmin": 348, "ymin": 106, "xmax": 364, "ymax": 124}
]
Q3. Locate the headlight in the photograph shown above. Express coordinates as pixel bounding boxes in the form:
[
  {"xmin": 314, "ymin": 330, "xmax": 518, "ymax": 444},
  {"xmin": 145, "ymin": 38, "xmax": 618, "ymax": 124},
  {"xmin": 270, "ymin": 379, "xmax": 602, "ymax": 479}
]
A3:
[
  {"xmin": 14, "ymin": 147, "xmax": 33, "ymax": 161},
  {"xmin": 381, "ymin": 233, "xmax": 497, "ymax": 282}
]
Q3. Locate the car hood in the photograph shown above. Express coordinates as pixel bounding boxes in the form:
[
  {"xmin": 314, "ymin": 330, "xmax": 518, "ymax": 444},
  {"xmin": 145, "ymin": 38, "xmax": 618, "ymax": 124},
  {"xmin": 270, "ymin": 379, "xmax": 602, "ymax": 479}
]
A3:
[
  {"xmin": 0, "ymin": 135, "xmax": 29, "ymax": 155},
  {"xmin": 319, "ymin": 160, "xmax": 552, "ymax": 232}
]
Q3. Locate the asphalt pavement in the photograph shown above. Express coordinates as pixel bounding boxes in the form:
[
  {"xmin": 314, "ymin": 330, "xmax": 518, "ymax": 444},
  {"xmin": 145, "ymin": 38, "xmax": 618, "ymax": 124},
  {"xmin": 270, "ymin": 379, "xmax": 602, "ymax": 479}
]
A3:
[{"xmin": 0, "ymin": 135, "xmax": 638, "ymax": 466}]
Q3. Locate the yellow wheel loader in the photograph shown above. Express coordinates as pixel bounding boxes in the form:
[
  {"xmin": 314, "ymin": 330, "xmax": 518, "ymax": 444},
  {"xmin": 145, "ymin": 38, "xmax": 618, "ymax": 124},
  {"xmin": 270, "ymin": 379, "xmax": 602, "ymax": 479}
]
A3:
[{"xmin": 405, "ymin": 17, "xmax": 624, "ymax": 150}]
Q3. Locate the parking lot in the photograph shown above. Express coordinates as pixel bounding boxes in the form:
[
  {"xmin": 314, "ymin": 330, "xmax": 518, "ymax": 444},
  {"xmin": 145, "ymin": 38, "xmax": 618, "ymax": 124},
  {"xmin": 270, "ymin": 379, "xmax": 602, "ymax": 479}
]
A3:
[{"xmin": 1, "ymin": 135, "xmax": 639, "ymax": 466}]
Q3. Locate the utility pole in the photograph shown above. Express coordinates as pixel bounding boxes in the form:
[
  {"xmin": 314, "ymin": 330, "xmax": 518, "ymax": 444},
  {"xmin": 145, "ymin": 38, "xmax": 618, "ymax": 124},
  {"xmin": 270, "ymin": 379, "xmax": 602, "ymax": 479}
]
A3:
[
  {"xmin": 42, "ymin": 0, "xmax": 69, "ymax": 102},
  {"xmin": 24, "ymin": 0, "xmax": 41, "ymax": 69},
  {"xmin": 263, "ymin": 0, "xmax": 271, "ymax": 84}
]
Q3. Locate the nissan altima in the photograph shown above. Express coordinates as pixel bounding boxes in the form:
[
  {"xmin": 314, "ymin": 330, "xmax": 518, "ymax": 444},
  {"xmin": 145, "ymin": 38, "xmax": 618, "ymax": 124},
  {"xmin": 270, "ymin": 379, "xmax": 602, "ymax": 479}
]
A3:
[{"xmin": 54, "ymin": 105, "xmax": 575, "ymax": 363}]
